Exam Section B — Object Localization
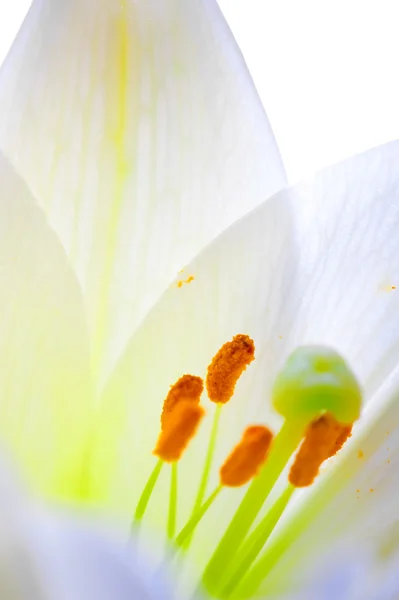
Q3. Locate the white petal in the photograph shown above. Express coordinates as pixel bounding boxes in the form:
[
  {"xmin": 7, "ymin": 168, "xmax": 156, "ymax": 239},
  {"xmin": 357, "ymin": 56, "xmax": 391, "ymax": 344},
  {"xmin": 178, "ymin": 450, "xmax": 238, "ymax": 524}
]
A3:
[
  {"xmin": 89, "ymin": 141, "xmax": 399, "ymax": 576},
  {"xmin": 0, "ymin": 0, "xmax": 286, "ymax": 380},
  {"xmin": 0, "ymin": 152, "xmax": 93, "ymax": 499}
]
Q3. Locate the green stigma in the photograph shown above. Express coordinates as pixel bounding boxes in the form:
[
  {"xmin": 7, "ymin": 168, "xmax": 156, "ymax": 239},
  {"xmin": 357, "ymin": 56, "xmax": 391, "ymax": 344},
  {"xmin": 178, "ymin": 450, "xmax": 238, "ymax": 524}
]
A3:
[{"xmin": 272, "ymin": 345, "xmax": 362, "ymax": 424}]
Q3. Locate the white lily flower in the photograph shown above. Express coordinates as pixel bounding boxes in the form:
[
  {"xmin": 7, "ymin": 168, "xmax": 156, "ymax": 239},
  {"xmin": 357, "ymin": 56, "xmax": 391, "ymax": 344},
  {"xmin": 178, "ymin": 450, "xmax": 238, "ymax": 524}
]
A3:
[{"xmin": 0, "ymin": 1, "xmax": 398, "ymax": 599}]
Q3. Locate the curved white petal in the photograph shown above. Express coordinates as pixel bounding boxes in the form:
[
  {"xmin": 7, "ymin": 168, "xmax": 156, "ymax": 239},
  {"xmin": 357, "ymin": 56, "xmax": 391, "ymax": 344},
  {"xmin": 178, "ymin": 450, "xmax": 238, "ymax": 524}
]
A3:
[
  {"xmin": 0, "ymin": 0, "xmax": 286, "ymax": 380},
  {"xmin": 89, "ymin": 141, "xmax": 399, "ymax": 577},
  {"xmin": 0, "ymin": 152, "xmax": 93, "ymax": 499}
]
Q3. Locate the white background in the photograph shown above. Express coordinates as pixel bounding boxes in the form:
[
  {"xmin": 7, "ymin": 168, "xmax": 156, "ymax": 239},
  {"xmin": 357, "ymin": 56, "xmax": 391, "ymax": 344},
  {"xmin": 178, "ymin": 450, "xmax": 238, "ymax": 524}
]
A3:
[{"xmin": 0, "ymin": 0, "xmax": 398, "ymax": 181}]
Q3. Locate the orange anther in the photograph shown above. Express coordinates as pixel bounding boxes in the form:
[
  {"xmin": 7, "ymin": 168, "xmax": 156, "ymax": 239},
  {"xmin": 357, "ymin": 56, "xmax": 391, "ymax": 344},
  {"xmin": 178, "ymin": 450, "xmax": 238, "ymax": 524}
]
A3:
[
  {"xmin": 154, "ymin": 402, "xmax": 205, "ymax": 463},
  {"xmin": 332, "ymin": 424, "xmax": 352, "ymax": 455},
  {"xmin": 289, "ymin": 413, "xmax": 352, "ymax": 487},
  {"xmin": 220, "ymin": 425, "xmax": 273, "ymax": 487},
  {"xmin": 161, "ymin": 374, "xmax": 204, "ymax": 430},
  {"xmin": 206, "ymin": 334, "xmax": 255, "ymax": 404}
]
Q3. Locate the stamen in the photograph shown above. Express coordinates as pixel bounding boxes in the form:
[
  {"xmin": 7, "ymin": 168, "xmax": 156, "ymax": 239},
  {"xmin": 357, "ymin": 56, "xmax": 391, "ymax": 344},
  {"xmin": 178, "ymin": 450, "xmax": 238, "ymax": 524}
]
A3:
[
  {"xmin": 217, "ymin": 417, "xmax": 352, "ymax": 595},
  {"xmin": 220, "ymin": 426, "xmax": 274, "ymax": 487},
  {"xmin": 184, "ymin": 335, "xmax": 256, "ymax": 549},
  {"xmin": 153, "ymin": 402, "xmax": 205, "ymax": 463},
  {"xmin": 175, "ymin": 425, "xmax": 273, "ymax": 549},
  {"xmin": 202, "ymin": 420, "xmax": 304, "ymax": 595},
  {"xmin": 213, "ymin": 414, "xmax": 354, "ymax": 594},
  {"xmin": 206, "ymin": 334, "xmax": 255, "ymax": 404},
  {"xmin": 134, "ymin": 375, "xmax": 203, "ymax": 529},
  {"xmin": 161, "ymin": 374, "xmax": 204, "ymax": 430},
  {"xmin": 289, "ymin": 413, "xmax": 352, "ymax": 487}
]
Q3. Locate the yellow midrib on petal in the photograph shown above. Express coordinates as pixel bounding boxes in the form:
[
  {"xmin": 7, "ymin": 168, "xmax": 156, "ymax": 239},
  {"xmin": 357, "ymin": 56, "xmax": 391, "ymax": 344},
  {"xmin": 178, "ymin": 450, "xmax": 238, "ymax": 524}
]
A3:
[
  {"xmin": 91, "ymin": 1, "xmax": 130, "ymax": 380},
  {"xmin": 70, "ymin": 26, "xmax": 100, "ymax": 267}
]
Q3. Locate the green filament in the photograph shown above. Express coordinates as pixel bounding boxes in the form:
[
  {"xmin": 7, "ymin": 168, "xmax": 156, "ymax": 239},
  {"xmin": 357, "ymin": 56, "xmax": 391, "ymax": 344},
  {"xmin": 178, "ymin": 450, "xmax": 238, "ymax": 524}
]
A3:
[
  {"xmin": 230, "ymin": 501, "xmax": 305, "ymax": 599},
  {"xmin": 133, "ymin": 459, "xmax": 164, "ymax": 525},
  {"xmin": 194, "ymin": 403, "xmax": 222, "ymax": 511},
  {"xmin": 176, "ymin": 485, "xmax": 222, "ymax": 548},
  {"xmin": 184, "ymin": 403, "xmax": 222, "ymax": 548},
  {"xmin": 202, "ymin": 419, "xmax": 304, "ymax": 595},
  {"xmin": 221, "ymin": 484, "xmax": 295, "ymax": 597},
  {"xmin": 168, "ymin": 463, "xmax": 178, "ymax": 539}
]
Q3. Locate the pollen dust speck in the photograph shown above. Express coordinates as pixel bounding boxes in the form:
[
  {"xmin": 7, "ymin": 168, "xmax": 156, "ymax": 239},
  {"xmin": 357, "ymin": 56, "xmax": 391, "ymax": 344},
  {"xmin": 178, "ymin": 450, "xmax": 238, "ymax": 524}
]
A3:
[{"xmin": 177, "ymin": 275, "xmax": 195, "ymax": 288}]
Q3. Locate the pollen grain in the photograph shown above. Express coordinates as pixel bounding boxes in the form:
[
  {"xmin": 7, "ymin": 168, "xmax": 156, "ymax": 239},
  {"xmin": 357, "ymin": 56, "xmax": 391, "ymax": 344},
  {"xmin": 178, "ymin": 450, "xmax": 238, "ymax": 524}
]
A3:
[
  {"xmin": 220, "ymin": 425, "xmax": 273, "ymax": 487},
  {"xmin": 206, "ymin": 334, "xmax": 255, "ymax": 404}
]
